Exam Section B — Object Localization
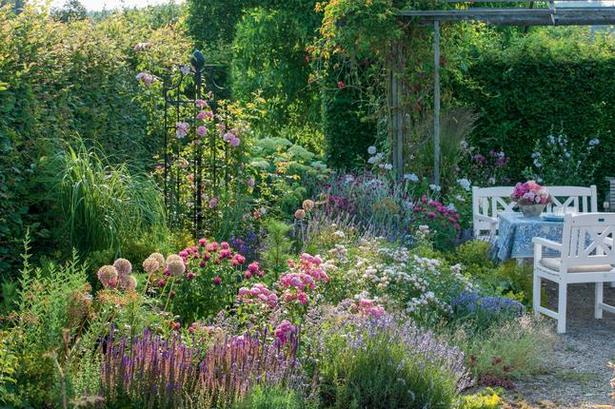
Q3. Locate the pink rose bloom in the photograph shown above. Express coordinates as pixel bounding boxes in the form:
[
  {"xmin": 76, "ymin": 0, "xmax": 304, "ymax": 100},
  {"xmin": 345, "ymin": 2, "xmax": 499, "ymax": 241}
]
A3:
[
  {"xmin": 206, "ymin": 242, "xmax": 219, "ymax": 252},
  {"xmin": 526, "ymin": 180, "xmax": 540, "ymax": 191},
  {"xmin": 208, "ymin": 197, "xmax": 218, "ymax": 209},
  {"xmin": 175, "ymin": 122, "xmax": 190, "ymax": 139},
  {"xmin": 212, "ymin": 276, "xmax": 222, "ymax": 285},
  {"xmin": 248, "ymin": 262, "xmax": 260, "ymax": 273},
  {"xmin": 195, "ymin": 99, "xmax": 207, "ymax": 109}
]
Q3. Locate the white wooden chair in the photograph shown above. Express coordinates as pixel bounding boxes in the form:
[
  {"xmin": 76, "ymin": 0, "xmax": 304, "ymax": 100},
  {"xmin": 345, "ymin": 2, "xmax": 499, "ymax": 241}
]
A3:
[
  {"xmin": 532, "ymin": 213, "xmax": 615, "ymax": 333},
  {"xmin": 545, "ymin": 185, "xmax": 598, "ymax": 214},
  {"xmin": 472, "ymin": 185, "xmax": 598, "ymax": 240},
  {"xmin": 472, "ymin": 186, "xmax": 516, "ymax": 240}
]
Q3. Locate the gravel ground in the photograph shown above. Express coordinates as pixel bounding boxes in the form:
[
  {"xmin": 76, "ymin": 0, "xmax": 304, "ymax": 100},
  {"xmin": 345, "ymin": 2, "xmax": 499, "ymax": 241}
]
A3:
[{"xmin": 504, "ymin": 282, "xmax": 615, "ymax": 409}]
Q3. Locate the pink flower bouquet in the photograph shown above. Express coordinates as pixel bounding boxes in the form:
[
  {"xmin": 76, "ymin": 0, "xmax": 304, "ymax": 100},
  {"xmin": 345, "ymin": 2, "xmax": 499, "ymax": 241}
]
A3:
[{"xmin": 511, "ymin": 181, "xmax": 551, "ymax": 206}]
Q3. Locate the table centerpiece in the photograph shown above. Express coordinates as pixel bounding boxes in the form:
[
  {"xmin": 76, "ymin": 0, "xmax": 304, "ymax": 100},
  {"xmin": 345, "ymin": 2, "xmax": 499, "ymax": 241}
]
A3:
[{"xmin": 511, "ymin": 180, "xmax": 551, "ymax": 217}]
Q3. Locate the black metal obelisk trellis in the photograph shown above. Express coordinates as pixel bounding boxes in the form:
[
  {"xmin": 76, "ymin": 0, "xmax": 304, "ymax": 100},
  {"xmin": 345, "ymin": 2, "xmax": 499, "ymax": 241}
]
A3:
[{"xmin": 161, "ymin": 50, "xmax": 227, "ymax": 238}]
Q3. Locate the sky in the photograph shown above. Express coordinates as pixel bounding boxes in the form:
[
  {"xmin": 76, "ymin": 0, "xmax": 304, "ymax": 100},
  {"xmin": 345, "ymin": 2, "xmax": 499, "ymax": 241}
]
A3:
[{"xmin": 51, "ymin": 0, "xmax": 182, "ymax": 11}]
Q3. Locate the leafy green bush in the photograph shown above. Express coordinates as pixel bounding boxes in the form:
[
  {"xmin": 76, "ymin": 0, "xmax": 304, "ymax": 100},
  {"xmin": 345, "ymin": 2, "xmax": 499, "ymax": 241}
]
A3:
[
  {"xmin": 232, "ymin": 5, "xmax": 321, "ymax": 137},
  {"xmin": 322, "ymin": 77, "xmax": 377, "ymax": 170},
  {"xmin": 315, "ymin": 312, "xmax": 468, "ymax": 409},
  {"xmin": 5, "ymin": 242, "xmax": 91, "ymax": 407}
]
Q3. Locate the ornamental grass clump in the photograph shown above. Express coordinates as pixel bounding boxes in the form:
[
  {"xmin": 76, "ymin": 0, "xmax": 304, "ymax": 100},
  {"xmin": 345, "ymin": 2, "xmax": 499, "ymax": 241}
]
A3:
[{"xmin": 101, "ymin": 328, "xmax": 300, "ymax": 409}]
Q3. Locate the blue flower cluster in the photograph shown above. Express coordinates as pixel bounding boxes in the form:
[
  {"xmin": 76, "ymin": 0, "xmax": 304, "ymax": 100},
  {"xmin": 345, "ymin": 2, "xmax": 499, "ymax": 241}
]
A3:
[{"xmin": 451, "ymin": 292, "xmax": 524, "ymax": 318}]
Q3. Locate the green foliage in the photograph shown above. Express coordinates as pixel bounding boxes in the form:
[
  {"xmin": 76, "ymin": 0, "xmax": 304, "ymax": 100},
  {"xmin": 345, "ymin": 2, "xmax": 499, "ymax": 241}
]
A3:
[
  {"xmin": 6, "ymin": 240, "xmax": 91, "ymax": 407},
  {"xmin": 451, "ymin": 240, "xmax": 494, "ymax": 272},
  {"xmin": 234, "ymin": 385, "xmax": 313, "ymax": 409},
  {"xmin": 0, "ymin": 4, "xmax": 190, "ymax": 271},
  {"xmin": 232, "ymin": 5, "xmax": 321, "ymax": 137},
  {"xmin": 454, "ymin": 28, "xmax": 615, "ymax": 191},
  {"xmin": 261, "ymin": 220, "xmax": 293, "ymax": 274},
  {"xmin": 317, "ymin": 318, "xmax": 459, "ymax": 409},
  {"xmin": 51, "ymin": 140, "xmax": 167, "ymax": 259},
  {"xmin": 187, "ymin": 0, "xmax": 246, "ymax": 56},
  {"xmin": 322, "ymin": 79, "xmax": 377, "ymax": 170},
  {"xmin": 249, "ymin": 137, "xmax": 329, "ymax": 218},
  {"xmin": 51, "ymin": 0, "xmax": 87, "ymax": 22},
  {"xmin": 453, "ymin": 316, "xmax": 554, "ymax": 381},
  {"xmin": 523, "ymin": 129, "xmax": 602, "ymax": 187}
]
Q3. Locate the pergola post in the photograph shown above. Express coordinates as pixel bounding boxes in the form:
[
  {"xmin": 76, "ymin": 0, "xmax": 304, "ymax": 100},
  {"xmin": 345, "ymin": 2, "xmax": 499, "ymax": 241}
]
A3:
[
  {"xmin": 433, "ymin": 19, "xmax": 441, "ymax": 187},
  {"xmin": 390, "ymin": 42, "xmax": 404, "ymax": 180}
]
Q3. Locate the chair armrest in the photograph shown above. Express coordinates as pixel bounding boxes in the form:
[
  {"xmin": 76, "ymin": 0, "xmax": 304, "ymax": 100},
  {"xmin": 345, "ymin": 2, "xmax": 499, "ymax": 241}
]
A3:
[
  {"xmin": 474, "ymin": 214, "xmax": 497, "ymax": 225},
  {"xmin": 532, "ymin": 237, "xmax": 562, "ymax": 251}
]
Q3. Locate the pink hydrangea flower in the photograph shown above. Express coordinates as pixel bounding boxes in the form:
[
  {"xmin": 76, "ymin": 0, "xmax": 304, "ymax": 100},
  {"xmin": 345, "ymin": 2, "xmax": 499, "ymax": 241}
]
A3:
[{"xmin": 274, "ymin": 320, "xmax": 296, "ymax": 345}]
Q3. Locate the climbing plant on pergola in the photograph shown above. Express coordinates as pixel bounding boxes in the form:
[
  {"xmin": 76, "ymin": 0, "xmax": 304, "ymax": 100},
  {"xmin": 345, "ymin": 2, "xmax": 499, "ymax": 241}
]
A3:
[{"xmin": 392, "ymin": 0, "xmax": 615, "ymax": 185}]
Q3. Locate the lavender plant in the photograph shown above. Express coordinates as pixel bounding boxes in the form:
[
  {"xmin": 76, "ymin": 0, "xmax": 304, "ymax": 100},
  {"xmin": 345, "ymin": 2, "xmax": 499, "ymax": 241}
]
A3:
[{"xmin": 308, "ymin": 308, "xmax": 471, "ymax": 409}]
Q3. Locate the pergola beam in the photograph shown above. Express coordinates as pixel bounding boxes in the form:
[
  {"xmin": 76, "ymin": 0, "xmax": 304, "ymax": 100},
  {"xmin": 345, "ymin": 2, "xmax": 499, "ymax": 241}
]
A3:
[{"xmin": 399, "ymin": 7, "xmax": 615, "ymax": 26}]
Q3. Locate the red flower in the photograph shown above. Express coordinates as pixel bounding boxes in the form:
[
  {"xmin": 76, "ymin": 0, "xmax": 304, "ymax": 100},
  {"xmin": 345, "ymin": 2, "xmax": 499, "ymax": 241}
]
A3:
[{"xmin": 337, "ymin": 80, "xmax": 346, "ymax": 90}]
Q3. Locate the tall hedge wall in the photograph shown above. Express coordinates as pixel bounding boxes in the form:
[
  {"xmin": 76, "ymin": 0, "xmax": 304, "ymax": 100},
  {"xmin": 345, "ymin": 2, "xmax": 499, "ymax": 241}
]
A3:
[{"xmin": 453, "ymin": 29, "xmax": 615, "ymax": 190}]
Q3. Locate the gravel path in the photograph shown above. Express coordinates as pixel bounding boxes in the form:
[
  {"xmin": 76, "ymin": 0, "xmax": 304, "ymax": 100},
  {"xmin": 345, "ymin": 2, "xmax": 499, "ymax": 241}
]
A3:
[{"xmin": 505, "ymin": 282, "xmax": 615, "ymax": 408}]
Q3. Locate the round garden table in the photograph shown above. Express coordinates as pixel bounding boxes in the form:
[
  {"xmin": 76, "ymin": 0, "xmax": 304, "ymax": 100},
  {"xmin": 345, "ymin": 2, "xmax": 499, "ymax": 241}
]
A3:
[{"xmin": 494, "ymin": 212, "xmax": 564, "ymax": 262}]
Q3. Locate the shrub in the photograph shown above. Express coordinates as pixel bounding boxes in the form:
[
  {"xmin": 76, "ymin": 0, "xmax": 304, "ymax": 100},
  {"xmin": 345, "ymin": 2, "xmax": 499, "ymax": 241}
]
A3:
[
  {"xmin": 313, "ymin": 311, "xmax": 470, "ymax": 409},
  {"xmin": 261, "ymin": 220, "xmax": 294, "ymax": 274},
  {"xmin": 455, "ymin": 28, "xmax": 615, "ymax": 192},
  {"xmin": 155, "ymin": 240, "xmax": 257, "ymax": 324},
  {"xmin": 6, "ymin": 242, "xmax": 91, "ymax": 407},
  {"xmin": 453, "ymin": 315, "xmax": 554, "ymax": 383},
  {"xmin": 451, "ymin": 292, "xmax": 524, "ymax": 331},
  {"xmin": 452, "ymin": 240, "xmax": 494, "ymax": 271}
]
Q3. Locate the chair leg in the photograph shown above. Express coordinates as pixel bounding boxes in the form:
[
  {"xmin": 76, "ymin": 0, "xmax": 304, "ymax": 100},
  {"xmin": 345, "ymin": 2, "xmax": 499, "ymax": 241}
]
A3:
[
  {"xmin": 557, "ymin": 283, "xmax": 567, "ymax": 334},
  {"xmin": 595, "ymin": 282, "xmax": 604, "ymax": 319},
  {"xmin": 533, "ymin": 274, "xmax": 541, "ymax": 317}
]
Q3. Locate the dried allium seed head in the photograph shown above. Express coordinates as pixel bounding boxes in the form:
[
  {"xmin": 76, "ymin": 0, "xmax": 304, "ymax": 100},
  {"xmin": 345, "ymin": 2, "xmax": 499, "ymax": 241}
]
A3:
[
  {"xmin": 113, "ymin": 258, "xmax": 132, "ymax": 278},
  {"xmin": 120, "ymin": 275, "xmax": 138, "ymax": 291},
  {"xmin": 150, "ymin": 252, "xmax": 165, "ymax": 266},
  {"xmin": 97, "ymin": 265, "xmax": 119, "ymax": 289},
  {"xmin": 166, "ymin": 254, "xmax": 183, "ymax": 265},
  {"xmin": 142, "ymin": 257, "xmax": 160, "ymax": 274},
  {"xmin": 167, "ymin": 260, "xmax": 186, "ymax": 276},
  {"xmin": 302, "ymin": 199, "xmax": 315, "ymax": 211}
]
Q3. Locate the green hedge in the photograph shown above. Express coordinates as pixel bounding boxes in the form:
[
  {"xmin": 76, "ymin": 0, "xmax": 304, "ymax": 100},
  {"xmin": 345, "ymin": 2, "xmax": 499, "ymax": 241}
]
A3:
[
  {"xmin": 453, "ymin": 29, "xmax": 615, "ymax": 192},
  {"xmin": 0, "ymin": 5, "xmax": 190, "ymax": 272},
  {"xmin": 322, "ymin": 72, "xmax": 377, "ymax": 170}
]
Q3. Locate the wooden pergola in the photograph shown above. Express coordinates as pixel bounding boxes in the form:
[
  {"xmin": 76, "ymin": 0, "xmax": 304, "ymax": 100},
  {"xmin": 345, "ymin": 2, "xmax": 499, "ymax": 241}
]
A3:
[{"xmin": 393, "ymin": 1, "xmax": 615, "ymax": 185}]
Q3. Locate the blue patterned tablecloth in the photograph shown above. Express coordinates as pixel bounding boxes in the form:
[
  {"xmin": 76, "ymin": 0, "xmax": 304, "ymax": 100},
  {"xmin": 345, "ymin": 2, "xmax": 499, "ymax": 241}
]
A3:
[{"xmin": 494, "ymin": 212, "xmax": 564, "ymax": 261}]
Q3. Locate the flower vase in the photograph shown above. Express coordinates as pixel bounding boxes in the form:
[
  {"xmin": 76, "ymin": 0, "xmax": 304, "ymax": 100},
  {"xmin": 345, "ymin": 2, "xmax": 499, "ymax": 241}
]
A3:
[{"xmin": 519, "ymin": 203, "xmax": 545, "ymax": 217}]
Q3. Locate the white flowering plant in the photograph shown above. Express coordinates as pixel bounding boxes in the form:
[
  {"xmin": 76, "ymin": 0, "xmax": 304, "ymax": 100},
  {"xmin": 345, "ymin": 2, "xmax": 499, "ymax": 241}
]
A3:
[{"xmin": 523, "ymin": 129, "xmax": 602, "ymax": 187}]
